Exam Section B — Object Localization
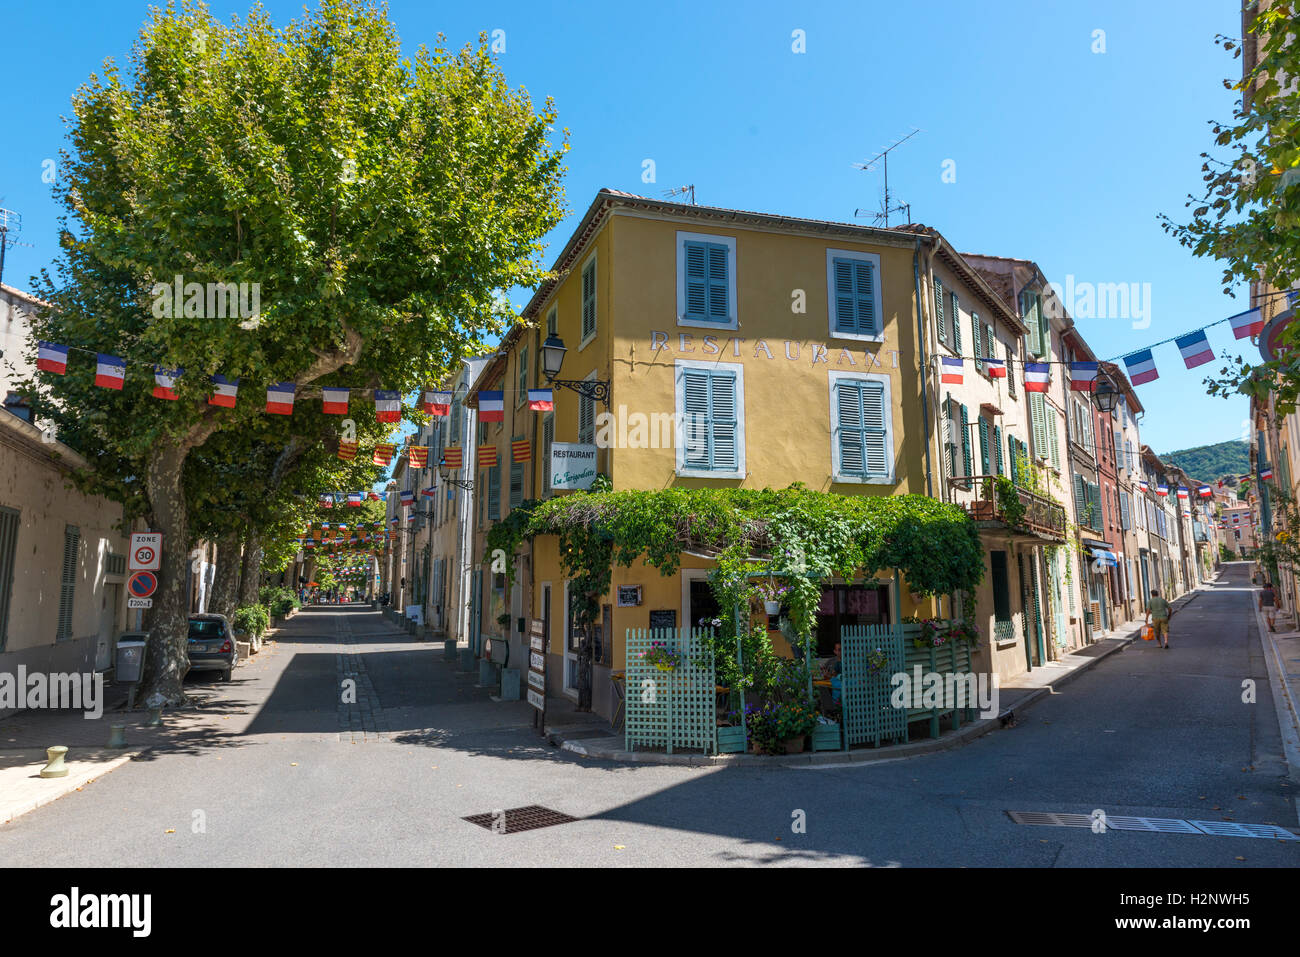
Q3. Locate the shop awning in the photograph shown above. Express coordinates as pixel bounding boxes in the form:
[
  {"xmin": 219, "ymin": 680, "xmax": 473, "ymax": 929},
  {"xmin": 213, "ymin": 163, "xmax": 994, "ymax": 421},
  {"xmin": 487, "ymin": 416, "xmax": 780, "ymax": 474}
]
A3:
[{"xmin": 1089, "ymin": 547, "xmax": 1118, "ymax": 567}]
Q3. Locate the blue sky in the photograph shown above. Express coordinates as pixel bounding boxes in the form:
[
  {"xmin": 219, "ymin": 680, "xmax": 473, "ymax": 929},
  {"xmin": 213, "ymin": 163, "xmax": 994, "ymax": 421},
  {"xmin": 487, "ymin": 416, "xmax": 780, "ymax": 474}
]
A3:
[{"xmin": 0, "ymin": 0, "xmax": 1251, "ymax": 454}]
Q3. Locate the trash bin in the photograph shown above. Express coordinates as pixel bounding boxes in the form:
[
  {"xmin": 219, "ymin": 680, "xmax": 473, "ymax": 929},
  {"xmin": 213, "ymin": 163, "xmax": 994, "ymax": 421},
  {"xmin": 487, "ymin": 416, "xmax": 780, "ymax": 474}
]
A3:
[{"xmin": 115, "ymin": 633, "xmax": 148, "ymax": 683}]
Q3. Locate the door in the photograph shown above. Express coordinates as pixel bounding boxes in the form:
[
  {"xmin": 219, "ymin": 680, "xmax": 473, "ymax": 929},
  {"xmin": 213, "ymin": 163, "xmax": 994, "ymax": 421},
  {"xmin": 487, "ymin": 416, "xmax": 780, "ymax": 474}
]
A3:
[
  {"xmin": 564, "ymin": 581, "xmax": 580, "ymax": 695},
  {"xmin": 96, "ymin": 583, "xmax": 121, "ymax": 671}
]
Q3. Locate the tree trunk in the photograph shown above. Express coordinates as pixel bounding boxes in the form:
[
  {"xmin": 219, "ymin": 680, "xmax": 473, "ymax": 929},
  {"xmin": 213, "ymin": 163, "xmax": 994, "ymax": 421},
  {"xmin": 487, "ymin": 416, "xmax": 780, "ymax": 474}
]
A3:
[
  {"xmin": 210, "ymin": 531, "xmax": 242, "ymax": 619},
  {"xmin": 139, "ymin": 439, "xmax": 194, "ymax": 706},
  {"xmin": 239, "ymin": 529, "xmax": 264, "ymax": 607}
]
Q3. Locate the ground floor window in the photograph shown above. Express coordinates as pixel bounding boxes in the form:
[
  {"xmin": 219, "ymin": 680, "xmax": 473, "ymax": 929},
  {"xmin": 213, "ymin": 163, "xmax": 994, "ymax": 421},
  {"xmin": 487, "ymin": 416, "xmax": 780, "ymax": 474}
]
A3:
[{"xmin": 813, "ymin": 583, "xmax": 889, "ymax": 655}]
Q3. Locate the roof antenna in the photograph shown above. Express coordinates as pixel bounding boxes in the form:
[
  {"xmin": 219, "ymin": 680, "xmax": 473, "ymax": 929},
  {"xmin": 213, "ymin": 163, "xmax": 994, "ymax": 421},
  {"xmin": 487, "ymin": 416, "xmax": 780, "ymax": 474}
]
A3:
[
  {"xmin": 663, "ymin": 185, "xmax": 696, "ymax": 205},
  {"xmin": 854, "ymin": 128, "xmax": 921, "ymax": 227},
  {"xmin": 0, "ymin": 205, "xmax": 34, "ymax": 286}
]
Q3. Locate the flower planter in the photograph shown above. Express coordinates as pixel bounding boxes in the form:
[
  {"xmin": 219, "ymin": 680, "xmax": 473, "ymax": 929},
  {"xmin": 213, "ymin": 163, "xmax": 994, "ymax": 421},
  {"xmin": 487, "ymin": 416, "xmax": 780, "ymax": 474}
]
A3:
[
  {"xmin": 764, "ymin": 601, "xmax": 781, "ymax": 615},
  {"xmin": 716, "ymin": 725, "xmax": 746, "ymax": 754},
  {"xmin": 811, "ymin": 722, "xmax": 842, "ymax": 751},
  {"xmin": 783, "ymin": 735, "xmax": 806, "ymax": 754}
]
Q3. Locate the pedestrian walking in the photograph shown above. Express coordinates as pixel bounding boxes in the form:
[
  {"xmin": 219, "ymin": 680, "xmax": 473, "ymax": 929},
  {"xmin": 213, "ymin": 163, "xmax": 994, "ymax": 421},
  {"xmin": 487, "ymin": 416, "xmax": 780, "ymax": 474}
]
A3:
[
  {"xmin": 1260, "ymin": 581, "xmax": 1278, "ymax": 631},
  {"xmin": 1145, "ymin": 589, "xmax": 1173, "ymax": 649}
]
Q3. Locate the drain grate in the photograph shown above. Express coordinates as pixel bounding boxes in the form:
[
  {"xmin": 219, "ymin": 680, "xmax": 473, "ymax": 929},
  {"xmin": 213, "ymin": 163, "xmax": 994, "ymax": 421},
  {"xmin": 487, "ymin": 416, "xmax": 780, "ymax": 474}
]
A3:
[
  {"xmin": 463, "ymin": 805, "xmax": 578, "ymax": 834},
  {"xmin": 1007, "ymin": 810, "xmax": 1299, "ymax": 841}
]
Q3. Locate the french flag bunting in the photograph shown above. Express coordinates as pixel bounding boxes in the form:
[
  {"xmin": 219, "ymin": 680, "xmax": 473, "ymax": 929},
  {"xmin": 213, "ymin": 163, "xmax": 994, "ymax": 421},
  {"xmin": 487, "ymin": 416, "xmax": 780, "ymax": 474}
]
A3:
[
  {"xmin": 1023, "ymin": 362, "xmax": 1050, "ymax": 392},
  {"xmin": 478, "ymin": 390, "xmax": 505, "ymax": 422},
  {"xmin": 36, "ymin": 342, "xmax": 68, "ymax": 375},
  {"xmin": 420, "ymin": 486, "xmax": 436, "ymax": 497},
  {"xmin": 1261, "ymin": 466, "xmax": 1274, "ymax": 480},
  {"xmin": 983, "ymin": 358, "xmax": 1006, "ymax": 379},
  {"xmin": 209, "ymin": 375, "xmax": 238, "ymax": 408},
  {"xmin": 1176, "ymin": 486, "xmax": 1190, "ymax": 500},
  {"xmin": 153, "ymin": 366, "xmax": 182, "ymax": 400},
  {"xmin": 423, "ymin": 390, "xmax": 452, "ymax": 416},
  {"xmin": 1157, "ymin": 484, "xmax": 1169, "ymax": 496},
  {"xmin": 1176, "ymin": 330, "xmax": 1215, "ymax": 369},
  {"xmin": 1069, "ymin": 361, "xmax": 1099, "ymax": 392},
  {"xmin": 375, "ymin": 390, "xmax": 401, "ymax": 423},
  {"xmin": 940, "ymin": 356, "xmax": 963, "ymax": 384},
  {"xmin": 1198, "ymin": 485, "xmax": 1213, "ymax": 498},
  {"xmin": 527, "ymin": 388, "xmax": 555, "ymax": 411},
  {"xmin": 266, "ymin": 382, "xmax": 296, "ymax": 415},
  {"xmin": 322, "ymin": 387, "xmax": 349, "ymax": 415},
  {"xmin": 346, "ymin": 492, "xmax": 362, "ymax": 507},
  {"xmin": 94, "ymin": 353, "xmax": 126, "ymax": 390},
  {"xmin": 367, "ymin": 490, "xmax": 382, "ymax": 501},
  {"xmin": 1123, "ymin": 349, "xmax": 1158, "ymax": 386},
  {"xmin": 400, "ymin": 489, "xmax": 415, "ymax": 507},
  {"xmin": 1138, "ymin": 479, "xmax": 1149, "ymax": 493},
  {"xmin": 1229, "ymin": 307, "xmax": 1264, "ymax": 340}
]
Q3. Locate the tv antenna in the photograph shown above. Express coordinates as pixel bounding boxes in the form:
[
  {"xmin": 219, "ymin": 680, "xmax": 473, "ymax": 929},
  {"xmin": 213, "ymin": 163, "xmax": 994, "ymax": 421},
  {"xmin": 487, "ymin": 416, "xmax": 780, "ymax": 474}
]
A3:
[
  {"xmin": 853, "ymin": 128, "xmax": 921, "ymax": 227},
  {"xmin": 0, "ymin": 207, "xmax": 33, "ymax": 286},
  {"xmin": 663, "ymin": 184, "xmax": 696, "ymax": 205}
]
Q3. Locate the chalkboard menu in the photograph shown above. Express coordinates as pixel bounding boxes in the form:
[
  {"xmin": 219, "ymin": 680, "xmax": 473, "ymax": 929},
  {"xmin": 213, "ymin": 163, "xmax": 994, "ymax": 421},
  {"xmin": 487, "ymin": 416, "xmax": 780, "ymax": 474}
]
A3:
[{"xmin": 648, "ymin": 609, "xmax": 677, "ymax": 633}]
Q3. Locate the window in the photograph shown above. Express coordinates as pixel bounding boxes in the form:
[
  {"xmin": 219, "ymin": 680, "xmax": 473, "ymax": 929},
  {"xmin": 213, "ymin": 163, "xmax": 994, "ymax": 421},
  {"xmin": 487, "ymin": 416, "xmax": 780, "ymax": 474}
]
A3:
[
  {"xmin": 542, "ymin": 412, "xmax": 554, "ymax": 498},
  {"xmin": 826, "ymin": 249, "xmax": 882, "ymax": 339},
  {"xmin": 676, "ymin": 360, "xmax": 745, "ymax": 478},
  {"xmin": 978, "ymin": 416, "xmax": 991, "ymax": 474},
  {"xmin": 487, "ymin": 466, "xmax": 501, "ymax": 521},
  {"xmin": 990, "ymin": 551, "xmax": 1012, "ymax": 621},
  {"xmin": 450, "ymin": 394, "xmax": 461, "ymax": 443},
  {"xmin": 830, "ymin": 373, "xmax": 892, "ymax": 483},
  {"xmin": 56, "ymin": 525, "xmax": 80, "ymax": 641},
  {"xmin": 0, "ymin": 506, "xmax": 17, "ymax": 651},
  {"xmin": 547, "ymin": 305, "xmax": 557, "ymax": 337},
  {"xmin": 677, "ymin": 232, "xmax": 737, "ymax": 329},
  {"xmin": 510, "ymin": 461, "xmax": 524, "ymax": 509},
  {"xmin": 581, "ymin": 257, "xmax": 597, "ymax": 343},
  {"xmin": 516, "ymin": 346, "xmax": 528, "ymax": 406},
  {"xmin": 1022, "ymin": 290, "xmax": 1045, "ymax": 357},
  {"xmin": 1006, "ymin": 338, "xmax": 1017, "ymax": 396}
]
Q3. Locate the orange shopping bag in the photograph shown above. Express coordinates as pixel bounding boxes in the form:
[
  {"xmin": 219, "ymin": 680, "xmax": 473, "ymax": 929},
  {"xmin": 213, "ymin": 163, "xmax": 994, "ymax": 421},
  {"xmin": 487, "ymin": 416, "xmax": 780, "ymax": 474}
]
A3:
[{"xmin": 1141, "ymin": 625, "xmax": 1155, "ymax": 641}]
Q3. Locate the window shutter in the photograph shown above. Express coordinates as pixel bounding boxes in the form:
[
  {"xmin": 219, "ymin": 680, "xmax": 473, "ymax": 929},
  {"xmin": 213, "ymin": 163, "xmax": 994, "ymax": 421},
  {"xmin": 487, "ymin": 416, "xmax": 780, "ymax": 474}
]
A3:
[
  {"xmin": 972, "ymin": 313, "xmax": 982, "ymax": 365},
  {"xmin": 984, "ymin": 323, "xmax": 994, "ymax": 364},
  {"xmin": 56, "ymin": 525, "xmax": 79, "ymax": 642},
  {"xmin": 510, "ymin": 462, "xmax": 524, "ymax": 508},
  {"xmin": 1030, "ymin": 394, "xmax": 1048, "ymax": 460},
  {"xmin": 581, "ymin": 259, "xmax": 597, "ymax": 339},
  {"xmin": 935, "ymin": 278, "xmax": 946, "ymax": 343},
  {"xmin": 579, "ymin": 387, "xmax": 594, "ymax": 445},
  {"xmin": 682, "ymin": 371, "xmax": 710, "ymax": 469},
  {"xmin": 1048, "ymin": 404, "xmax": 1060, "ymax": 469},
  {"xmin": 1008, "ymin": 433, "xmax": 1019, "ymax": 485},
  {"xmin": 0, "ymin": 506, "xmax": 19, "ymax": 651},
  {"xmin": 861, "ymin": 382, "xmax": 887, "ymax": 474},
  {"xmin": 1120, "ymin": 491, "xmax": 1130, "ymax": 530},
  {"xmin": 685, "ymin": 242, "xmax": 729, "ymax": 322},
  {"xmin": 978, "ymin": 417, "xmax": 990, "ymax": 475},
  {"xmin": 855, "ymin": 261, "xmax": 877, "ymax": 334},
  {"xmin": 542, "ymin": 413, "xmax": 554, "ymax": 497},
  {"xmin": 1074, "ymin": 474, "xmax": 1086, "ymax": 523},
  {"xmin": 959, "ymin": 403, "xmax": 971, "ymax": 478},
  {"xmin": 1006, "ymin": 340, "xmax": 1016, "ymax": 396},
  {"xmin": 944, "ymin": 396, "xmax": 957, "ymax": 477},
  {"xmin": 517, "ymin": 347, "xmax": 528, "ymax": 404},
  {"xmin": 488, "ymin": 466, "xmax": 501, "ymax": 521},
  {"xmin": 833, "ymin": 259, "xmax": 855, "ymax": 333},
  {"xmin": 993, "ymin": 425, "xmax": 1004, "ymax": 475},
  {"xmin": 951, "ymin": 292, "xmax": 962, "ymax": 352},
  {"xmin": 836, "ymin": 382, "xmax": 864, "ymax": 476},
  {"xmin": 710, "ymin": 371, "xmax": 738, "ymax": 471}
]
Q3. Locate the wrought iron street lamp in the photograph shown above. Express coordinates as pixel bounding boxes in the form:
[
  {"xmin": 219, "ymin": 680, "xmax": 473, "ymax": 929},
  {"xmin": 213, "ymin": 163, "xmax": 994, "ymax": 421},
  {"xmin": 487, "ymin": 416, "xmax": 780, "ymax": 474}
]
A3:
[
  {"xmin": 540, "ymin": 333, "xmax": 611, "ymax": 409},
  {"xmin": 1092, "ymin": 369, "xmax": 1120, "ymax": 414},
  {"xmin": 439, "ymin": 457, "xmax": 473, "ymax": 490}
]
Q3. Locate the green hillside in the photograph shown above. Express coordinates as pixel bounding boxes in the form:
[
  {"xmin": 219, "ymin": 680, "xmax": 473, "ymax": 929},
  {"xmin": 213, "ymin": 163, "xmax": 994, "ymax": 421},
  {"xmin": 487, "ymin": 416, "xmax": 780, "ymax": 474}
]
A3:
[{"xmin": 1159, "ymin": 440, "xmax": 1249, "ymax": 483}]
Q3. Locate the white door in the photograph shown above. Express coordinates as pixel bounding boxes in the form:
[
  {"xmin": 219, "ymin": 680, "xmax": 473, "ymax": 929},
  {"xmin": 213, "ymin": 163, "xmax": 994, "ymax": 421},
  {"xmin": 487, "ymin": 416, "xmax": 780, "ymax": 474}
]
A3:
[{"xmin": 96, "ymin": 583, "xmax": 121, "ymax": 670}]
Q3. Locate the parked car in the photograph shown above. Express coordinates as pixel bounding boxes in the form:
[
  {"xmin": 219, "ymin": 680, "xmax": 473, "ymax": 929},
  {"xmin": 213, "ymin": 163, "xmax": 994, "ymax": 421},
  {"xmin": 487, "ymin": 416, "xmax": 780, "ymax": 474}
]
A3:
[{"xmin": 187, "ymin": 614, "xmax": 238, "ymax": 682}]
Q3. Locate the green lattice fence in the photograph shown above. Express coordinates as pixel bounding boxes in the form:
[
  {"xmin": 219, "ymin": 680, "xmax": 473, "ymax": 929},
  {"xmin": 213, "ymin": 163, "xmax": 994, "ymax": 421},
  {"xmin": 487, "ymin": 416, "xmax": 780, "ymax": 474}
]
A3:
[
  {"xmin": 624, "ymin": 628, "xmax": 717, "ymax": 754},
  {"xmin": 840, "ymin": 624, "xmax": 908, "ymax": 748},
  {"xmin": 903, "ymin": 624, "xmax": 978, "ymax": 738}
]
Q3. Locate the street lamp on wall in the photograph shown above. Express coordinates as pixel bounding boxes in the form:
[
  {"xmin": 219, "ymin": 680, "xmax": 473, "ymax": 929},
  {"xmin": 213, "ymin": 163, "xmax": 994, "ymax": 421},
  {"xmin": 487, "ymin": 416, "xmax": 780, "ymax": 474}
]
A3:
[
  {"xmin": 438, "ymin": 458, "xmax": 474, "ymax": 490},
  {"xmin": 1092, "ymin": 370, "xmax": 1121, "ymax": 414},
  {"xmin": 540, "ymin": 333, "xmax": 611, "ymax": 409}
]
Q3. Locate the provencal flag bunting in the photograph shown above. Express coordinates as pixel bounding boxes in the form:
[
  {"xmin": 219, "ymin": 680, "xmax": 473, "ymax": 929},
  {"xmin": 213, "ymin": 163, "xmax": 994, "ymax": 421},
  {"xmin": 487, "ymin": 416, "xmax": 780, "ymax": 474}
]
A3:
[
  {"xmin": 442, "ymin": 447, "xmax": 463, "ymax": 469},
  {"xmin": 337, "ymin": 441, "xmax": 358, "ymax": 461},
  {"xmin": 478, "ymin": 444, "xmax": 498, "ymax": 468},
  {"xmin": 408, "ymin": 447, "xmax": 429, "ymax": 469},
  {"xmin": 372, "ymin": 444, "xmax": 395, "ymax": 466},
  {"xmin": 512, "ymin": 439, "xmax": 530, "ymax": 462}
]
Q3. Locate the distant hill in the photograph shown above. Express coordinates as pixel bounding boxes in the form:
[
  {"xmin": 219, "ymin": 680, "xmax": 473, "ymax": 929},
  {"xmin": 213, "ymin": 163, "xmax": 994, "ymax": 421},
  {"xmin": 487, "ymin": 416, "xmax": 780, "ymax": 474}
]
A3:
[{"xmin": 1159, "ymin": 440, "xmax": 1249, "ymax": 483}]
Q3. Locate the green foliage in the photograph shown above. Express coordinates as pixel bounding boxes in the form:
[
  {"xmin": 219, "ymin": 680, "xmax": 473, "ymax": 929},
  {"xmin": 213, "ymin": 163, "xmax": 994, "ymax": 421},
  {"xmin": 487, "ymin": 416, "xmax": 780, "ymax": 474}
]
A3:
[
  {"xmin": 259, "ymin": 585, "xmax": 299, "ymax": 618},
  {"xmin": 232, "ymin": 603, "xmax": 270, "ymax": 638},
  {"xmin": 992, "ymin": 474, "xmax": 1027, "ymax": 527},
  {"xmin": 1159, "ymin": 441, "xmax": 1249, "ymax": 485}
]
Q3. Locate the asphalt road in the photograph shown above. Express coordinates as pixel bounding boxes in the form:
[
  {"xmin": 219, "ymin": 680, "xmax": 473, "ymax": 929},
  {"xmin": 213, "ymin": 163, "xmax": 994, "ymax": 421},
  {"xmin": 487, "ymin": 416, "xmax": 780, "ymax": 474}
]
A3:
[{"xmin": 2, "ymin": 564, "xmax": 1296, "ymax": 867}]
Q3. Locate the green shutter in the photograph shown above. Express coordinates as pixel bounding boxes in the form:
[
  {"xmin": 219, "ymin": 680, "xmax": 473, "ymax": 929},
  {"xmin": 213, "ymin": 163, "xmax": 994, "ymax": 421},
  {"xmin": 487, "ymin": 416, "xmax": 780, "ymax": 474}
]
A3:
[
  {"xmin": 1030, "ymin": 393, "xmax": 1048, "ymax": 460},
  {"xmin": 582, "ymin": 259, "xmax": 597, "ymax": 338},
  {"xmin": 935, "ymin": 278, "xmax": 946, "ymax": 343},
  {"xmin": 56, "ymin": 525, "xmax": 79, "ymax": 641},
  {"xmin": 1049, "ymin": 404, "xmax": 1060, "ymax": 468},
  {"xmin": 978, "ymin": 417, "xmax": 990, "ymax": 475},
  {"xmin": 951, "ymin": 292, "xmax": 962, "ymax": 353},
  {"xmin": 993, "ymin": 425, "xmax": 1004, "ymax": 476},
  {"xmin": 959, "ymin": 403, "xmax": 971, "ymax": 478},
  {"xmin": 972, "ymin": 313, "xmax": 982, "ymax": 364},
  {"xmin": 1008, "ymin": 433, "xmax": 1019, "ymax": 485},
  {"xmin": 1007, "ymin": 340, "xmax": 1016, "ymax": 396}
]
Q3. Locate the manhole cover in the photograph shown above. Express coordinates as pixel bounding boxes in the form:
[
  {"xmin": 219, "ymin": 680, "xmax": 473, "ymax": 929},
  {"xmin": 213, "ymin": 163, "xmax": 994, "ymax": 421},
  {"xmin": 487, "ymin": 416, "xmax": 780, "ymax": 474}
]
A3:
[{"xmin": 463, "ymin": 805, "xmax": 578, "ymax": 834}]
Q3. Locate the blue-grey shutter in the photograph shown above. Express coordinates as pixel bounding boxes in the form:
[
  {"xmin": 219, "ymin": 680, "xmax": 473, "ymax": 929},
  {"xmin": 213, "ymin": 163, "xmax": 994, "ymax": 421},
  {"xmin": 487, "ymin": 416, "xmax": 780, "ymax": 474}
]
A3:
[
  {"xmin": 510, "ymin": 462, "xmax": 524, "ymax": 508},
  {"xmin": 833, "ymin": 258, "xmax": 877, "ymax": 334},
  {"xmin": 862, "ymin": 382, "xmax": 887, "ymax": 474},
  {"xmin": 56, "ymin": 525, "xmax": 79, "ymax": 641},
  {"xmin": 706, "ymin": 243, "xmax": 729, "ymax": 321},
  {"xmin": 542, "ymin": 413, "xmax": 554, "ymax": 497},
  {"xmin": 682, "ymin": 370, "xmax": 712, "ymax": 469},
  {"xmin": 709, "ymin": 371, "xmax": 738, "ymax": 471},
  {"xmin": 685, "ymin": 242, "xmax": 707, "ymax": 318},
  {"xmin": 0, "ymin": 506, "xmax": 18, "ymax": 651},
  {"xmin": 836, "ymin": 383, "xmax": 864, "ymax": 476},
  {"xmin": 488, "ymin": 466, "xmax": 500, "ymax": 521},
  {"xmin": 833, "ymin": 259, "xmax": 855, "ymax": 332},
  {"xmin": 581, "ymin": 260, "xmax": 597, "ymax": 339},
  {"xmin": 578, "ymin": 388, "xmax": 594, "ymax": 444}
]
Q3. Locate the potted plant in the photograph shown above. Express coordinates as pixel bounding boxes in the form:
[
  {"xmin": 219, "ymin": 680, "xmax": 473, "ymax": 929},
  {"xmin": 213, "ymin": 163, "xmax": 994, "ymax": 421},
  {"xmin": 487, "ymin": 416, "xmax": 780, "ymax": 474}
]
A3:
[
  {"xmin": 913, "ymin": 618, "xmax": 947, "ymax": 649},
  {"xmin": 948, "ymin": 619, "xmax": 980, "ymax": 647},
  {"xmin": 770, "ymin": 698, "xmax": 818, "ymax": 753},
  {"xmin": 640, "ymin": 640, "xmax": 679, "ymax": 672},
  {"xmin": 757, "ymin": 581, "xmax": 790, "ymax": 616}
]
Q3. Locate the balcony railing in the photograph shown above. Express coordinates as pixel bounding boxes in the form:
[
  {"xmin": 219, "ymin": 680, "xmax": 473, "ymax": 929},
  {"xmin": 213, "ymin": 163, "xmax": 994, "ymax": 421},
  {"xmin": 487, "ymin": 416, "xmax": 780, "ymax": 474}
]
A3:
[{"xmin": 953, "ymin": 475, "xmax": 1068, "ymax": 542}]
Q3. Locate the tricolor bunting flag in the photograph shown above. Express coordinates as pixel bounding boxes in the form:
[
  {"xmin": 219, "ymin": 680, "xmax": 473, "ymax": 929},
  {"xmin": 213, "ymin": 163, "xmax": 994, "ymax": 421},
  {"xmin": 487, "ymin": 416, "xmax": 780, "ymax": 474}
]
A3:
[
  {"xmin": 95, "ymin": 354, "xmax": 126, "ymax": 390},
  {"xmin": 423, "ymin": 390, "xmax": 452, "ymax": 415},
  {"xmin": 478, "ymin": 390, "xmax": 504, "ymax": 422},
  {"xmin": 374, "ymin": 390, "xmax": 401, "ymax": 423},
  {"xmin": 1261, "ymin": 466, "xmax": 1274, "ymax": 480},
  {"xmin": 266, "ymin": 382, "xmax": 296, "ymax": 415},
  {"xmin": 420, "ymin": 486, "xmax": 436, "ymax": 497},
  {"xmin": 372, "ymin": 444, "xmax": 395, "ymax": 466},
  {"xmin": 1157, "ymin": 485, "xmax": 1169, "ymax": 496},
  {"xmin": 337, "ymin": 441, "xmax": 358, "ymax": 461},
  {"xmin": 408, "ymin": 447, "xmax": 429, "ymax": 469},
  {"xmin": 1198, "ymin": 486, "xmax": 1213, "ymax": 498},
  {"xmin": 347, "ymin": 492, "xmax": 363, "ymax": 507},
  {"xmin": 1229, "ymin": 307, "xmax": 1264, "ymax": 340},
  {"xmin": 1023, "ymin": 363, "xmax": 1050, "ymax": 392},
  {"xmin": 1123, "ymin": 349, "xmax": 1158, "ymax": 386},
  {"xmin": 1176, "ymin": 487, "xmax": 1190, "ymax": 500},
  {"xmin": 939, "ymin": 356, "xmax": 963, "ymax": 384},
  {"xmin": 322, "ymin": 387, "xmax": 349, "ymax": 415},
  {"xmin": 153, "ymin": 366, "xmax": 182, "ymax": 400},
  {"xmin": 512, "ymin": 439, "xmax": 531, "ymax": 462},
  {"xmin": 1175, "ymin": 330, "xmax": 1215, "ymax": 369},
  {"xmin": 319, "ymin": 494, "xmax": 334, "ymax": 508},
  {"xmin": 367, "ymin": 491, "xmax": 381, "ymax": 500},
  {"xmin": 1069, "ymin": 362, "xmax": 1099, "ymax": 392},
  {"xmin": 1138, "ymin": 479, "xmax": 1149, "ymax": 493},
  {"xmin": 983, "ymin": 358, "xmax": 1006, "ymax": 379},
  {"xmin": 442, "ymin": 447, "xmax": 463, "ymax": 470},
  {"xmin": 209, "ymin": 375, "xmax": 238, "ymax": 408},
  {"xmin": 478, "ymin": 444, "xmax": 499, "ymax": 468},
  {"xmin": 36, "ymin": 342, "xmax": 68, "ymax": 374},
  {"xmin": 527, "ymin": 388, "xmax": 555, "ymax": 411}
]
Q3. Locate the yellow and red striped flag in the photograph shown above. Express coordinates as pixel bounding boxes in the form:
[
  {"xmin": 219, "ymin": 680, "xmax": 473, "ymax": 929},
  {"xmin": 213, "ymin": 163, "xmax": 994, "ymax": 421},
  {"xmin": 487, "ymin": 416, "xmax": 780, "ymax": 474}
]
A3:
[
  {"xmin": 408, "ymin": 446, "xmax": 429, "ymax": 469},
  {"xmin": 442, "ymin": 446, "xmax": 463, "ymax": 469},
  {"xmin": 338, "ymin": 441, "xmax": 358, "ymax": 461},
  {"xmin": 512, "ymin": 439, "xmax": 531, "ymax": 462},
  {"xmin": 372, "ymin": 443, "xmax": 395, "ymax": 466},
  {"xmin": 478, "ymin": 444, "xmax": 498, "ymax": 468}
]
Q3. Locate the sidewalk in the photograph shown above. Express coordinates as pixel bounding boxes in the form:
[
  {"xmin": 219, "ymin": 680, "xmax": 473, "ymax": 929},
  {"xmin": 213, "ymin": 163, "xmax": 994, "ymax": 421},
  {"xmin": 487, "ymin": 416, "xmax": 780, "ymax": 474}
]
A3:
[
  {"xmin": 1254, "ymin": 591, "xmax": 1300, "ymax": 783},
  {"xmin": 545, "ymin": 587, "xmax": 1210, "ymax": 767}
]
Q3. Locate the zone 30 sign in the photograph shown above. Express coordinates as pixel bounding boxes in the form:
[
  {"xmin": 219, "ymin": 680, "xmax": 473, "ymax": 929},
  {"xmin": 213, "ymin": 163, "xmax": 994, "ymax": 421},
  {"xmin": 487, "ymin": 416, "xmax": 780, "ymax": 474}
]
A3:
[{"xmin": 129, "ymin": 533, "xmax": 162, "ymax": 572}]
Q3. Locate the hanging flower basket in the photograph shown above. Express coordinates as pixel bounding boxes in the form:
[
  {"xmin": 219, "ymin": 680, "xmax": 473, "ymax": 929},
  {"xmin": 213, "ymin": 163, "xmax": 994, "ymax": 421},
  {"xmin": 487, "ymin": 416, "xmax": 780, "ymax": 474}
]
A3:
[
  {"xmin": 764, "ymin": 600, "xmax": 781, "ymax": 615},
  {"xmin": 640, "ymin": 642, "xmax": 679, "ymax": 672}
]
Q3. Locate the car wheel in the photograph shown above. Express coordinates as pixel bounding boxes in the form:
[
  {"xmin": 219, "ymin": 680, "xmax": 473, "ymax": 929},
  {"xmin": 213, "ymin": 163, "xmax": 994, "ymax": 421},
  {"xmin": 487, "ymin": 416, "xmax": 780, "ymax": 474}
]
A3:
[{"xmin": 220, "ymin": 667, "xmax": 232, "ymax": 682}]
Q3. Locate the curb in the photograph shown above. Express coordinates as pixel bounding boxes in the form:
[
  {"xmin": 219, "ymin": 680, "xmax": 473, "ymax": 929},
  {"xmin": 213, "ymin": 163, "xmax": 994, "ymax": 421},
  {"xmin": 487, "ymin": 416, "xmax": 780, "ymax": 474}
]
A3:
[
  {"xmin": 547, "ymin": 625, "xmax": 1146, "ymax": 768},
  {"xmin": 1254, "ymin": 598, "xmax": 1300, "ymax": 783},
  {"xmin": 0, "ymin": 751, "xmax": 138, "ymax": 825}
]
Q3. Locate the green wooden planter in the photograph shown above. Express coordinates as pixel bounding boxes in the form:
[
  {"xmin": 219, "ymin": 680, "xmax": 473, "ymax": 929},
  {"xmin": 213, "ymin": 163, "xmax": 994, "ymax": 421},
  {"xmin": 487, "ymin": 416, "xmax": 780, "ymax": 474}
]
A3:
[
  {"xmin": 716, "ymin": 725, "xmax": 746, "ymax": 754},
  {"xmin": 811, "ymin": 721, "xmax": 842, "ymax": 752}
]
